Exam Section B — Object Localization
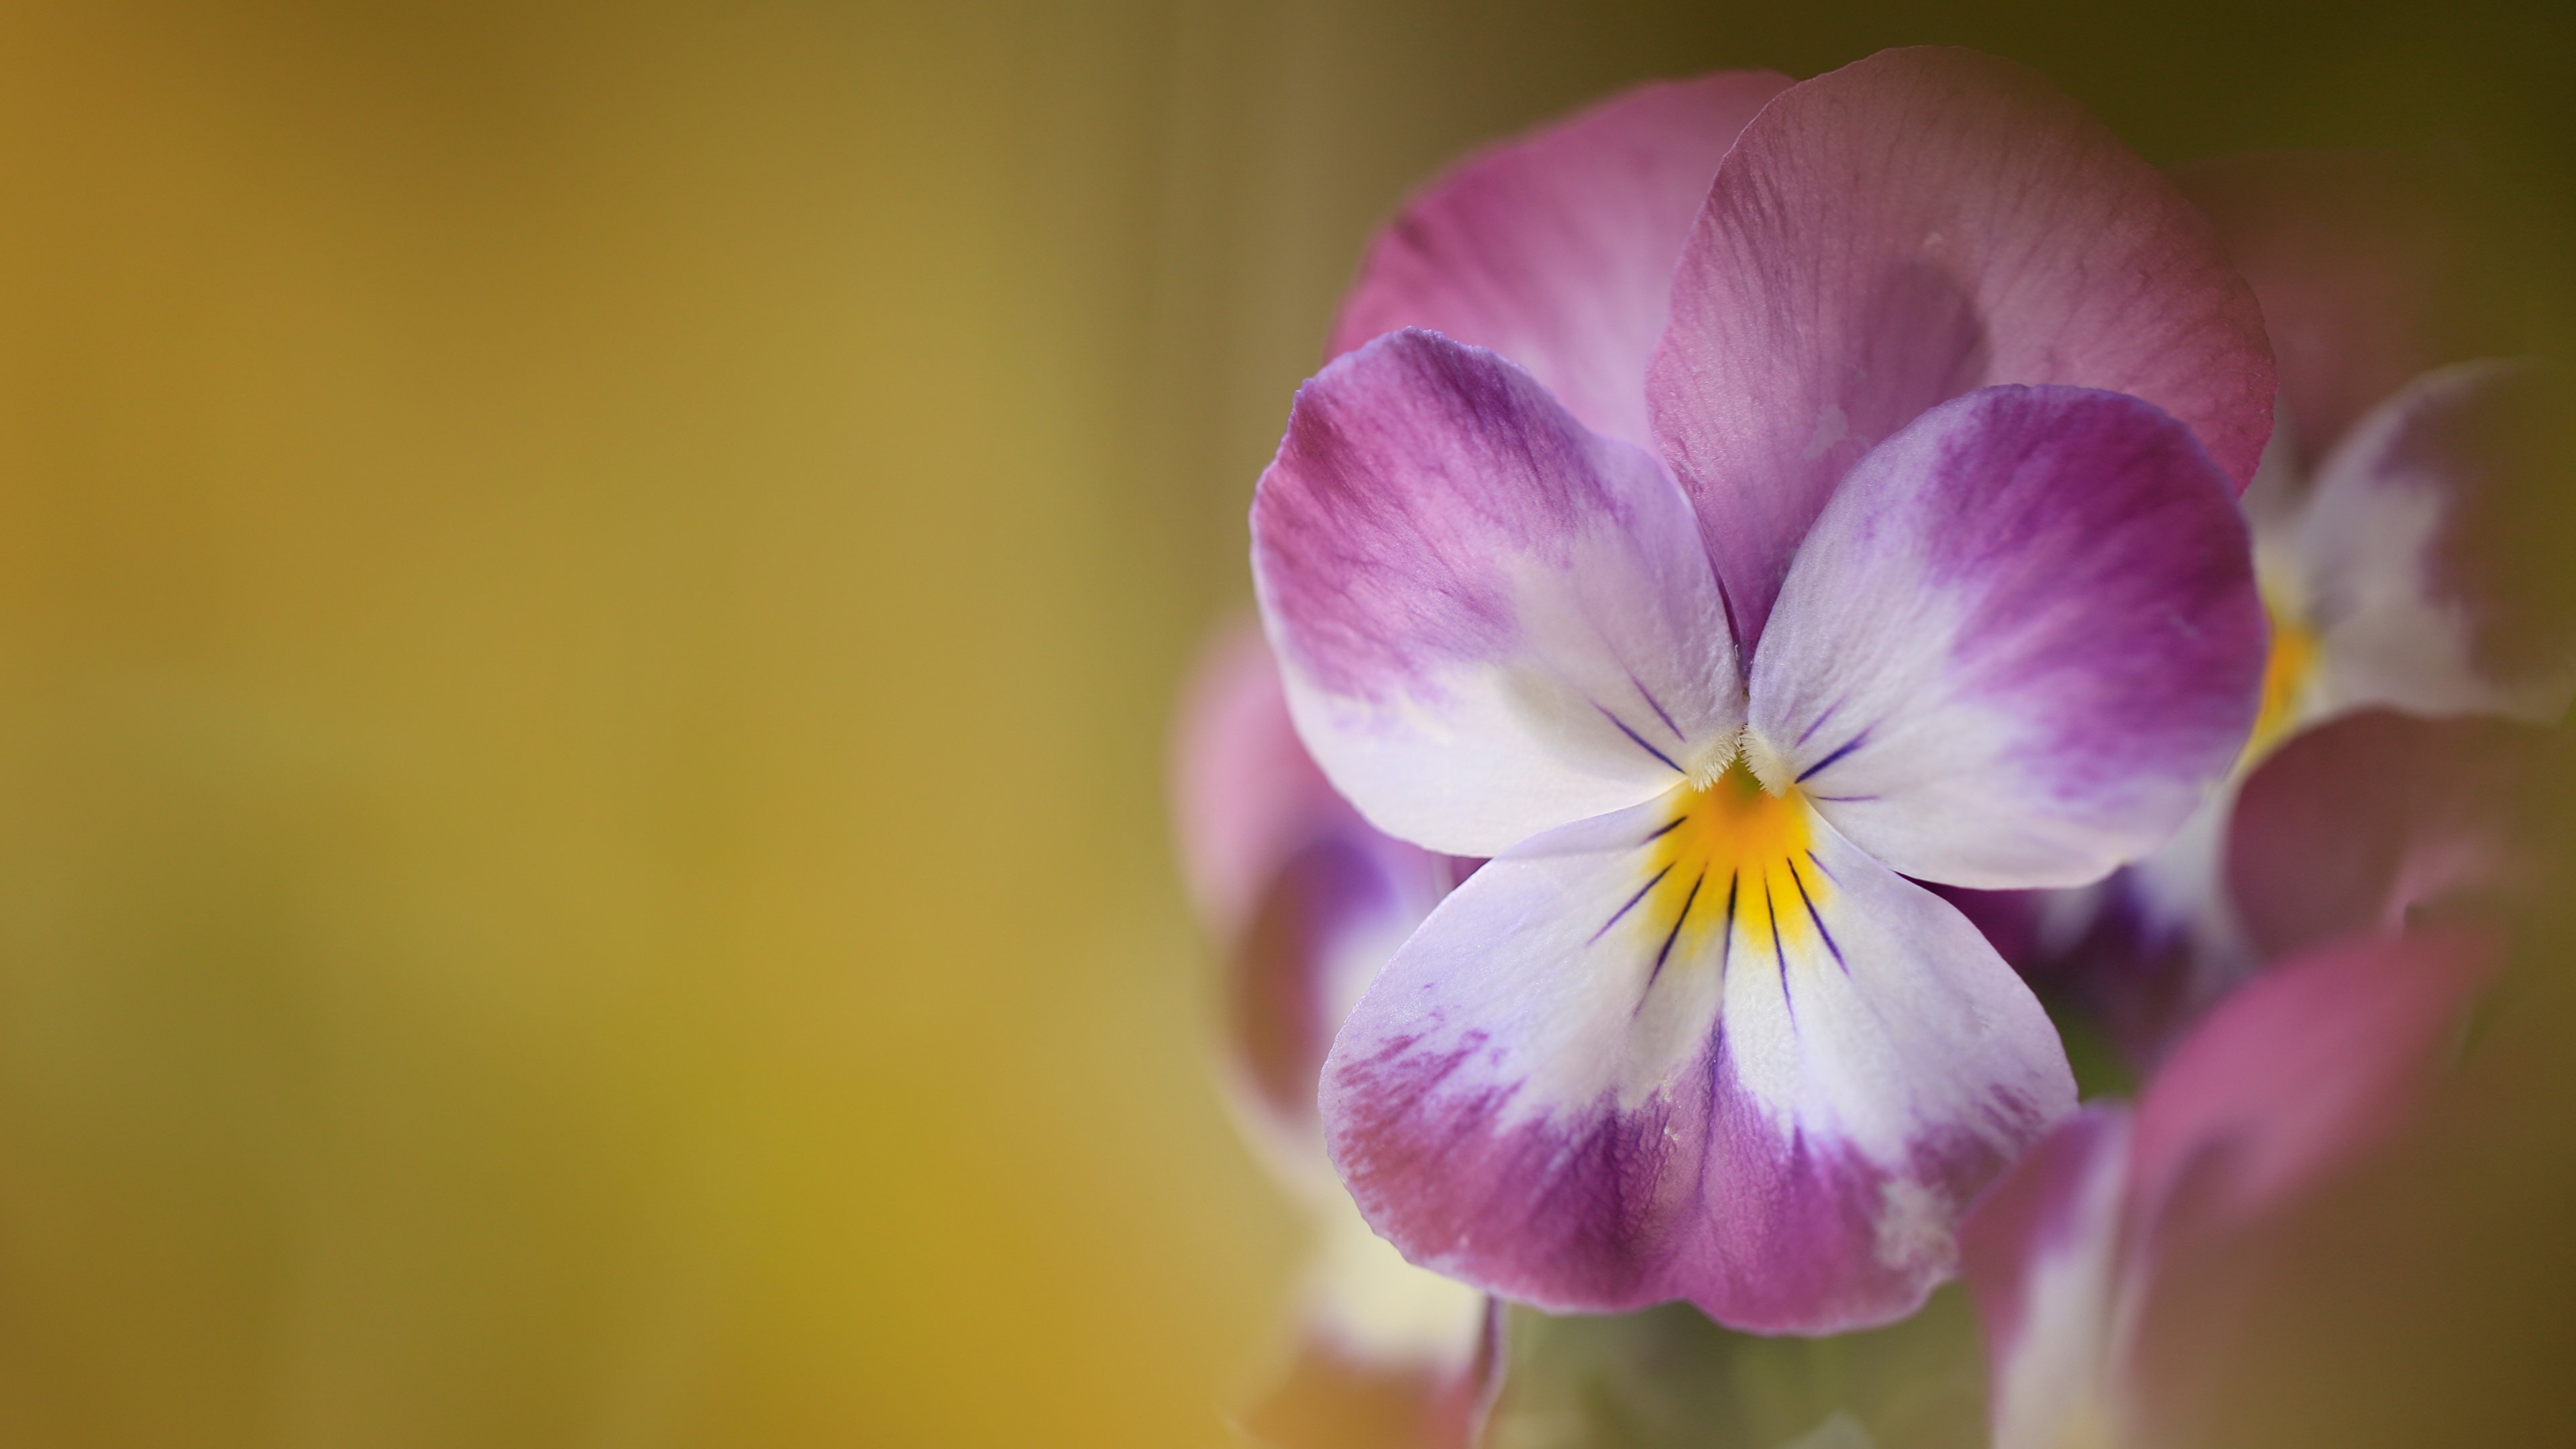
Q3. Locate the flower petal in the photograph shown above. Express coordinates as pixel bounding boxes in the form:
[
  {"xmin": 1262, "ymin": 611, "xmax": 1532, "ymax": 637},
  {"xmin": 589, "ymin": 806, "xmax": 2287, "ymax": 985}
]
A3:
[
  {"xmin": 1298, "ymin": 1184, "xmax": 1493, "ymax": 1379},
  {"xmin": 1328, "ymin": 72, "xmax": 1790, "ymax": 451},
  {"xmin": 1959, "ymin": 1107, "xmax": 2135, "ymax": 1449},
  {"xmin": 2127, "ymin": 927, "xmax": 2500, "ymax": 1263},
  {"xmin": 2173, "ymin": 152, "xmax": 2497, "ymax": 468},
  {"xmin": 1169, "ymin": 620, "xmax": 1350, "ymax": 938},
  {"xmin": 1252, "ymin": 330, "xmax": 1744, "ymax": 857},
  {"xmin": 1173, "ymin": 623, "xmax": 1456, "ymax": 1173},
  {"xmin": 1649, "ymin": 46, "xmax": 2275, "ymax": 645},
  {"xmin": 1747, "ymin": 386, "xmax": 2266, "ymax": 890},
  {"xmin": 1227, "ymin": 829, "xmax": 1452, "ymax": 1180},
  {"xmin": 2226, "ymin": 708, "xmax": 2557, "ymax": 962},
  {"xmin": 2296, "ymin": 359, "xmax": 2576, "ymax": 724},
  {"xmin": 1320, "ymin": 795, "xmax": 2071, "ymax": 1332},
  {"xmin": 1247, "ymin": 1201, "xmax": 1495, "ymax": 1449},
  {"xmin": 2116, "ymin": 928, "xmax": 2500, "ymax": 1442}
]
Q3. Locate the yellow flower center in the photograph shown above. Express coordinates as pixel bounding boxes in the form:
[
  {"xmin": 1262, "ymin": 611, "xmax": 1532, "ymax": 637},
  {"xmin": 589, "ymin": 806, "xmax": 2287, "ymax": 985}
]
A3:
[{"xmin": 1634, "ymin": 757, "xmax": 1831, "ymax": 970}]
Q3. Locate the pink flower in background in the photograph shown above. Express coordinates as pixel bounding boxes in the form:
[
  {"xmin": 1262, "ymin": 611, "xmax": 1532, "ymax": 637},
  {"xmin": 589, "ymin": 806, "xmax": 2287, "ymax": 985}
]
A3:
[
  {"xmin": 1171, "ymin": 624, "xmax": 1489, "ymax": 1449},
  {"xmin": 1252, "ymin": 47, "xmax": 2276, "ymax": 1332},
  {"xmin": 1960, "ymin": 926, "xmax": 2500, "ymax": 1449},
  {"xmin": 2226, "ymin": 707, "xmax": 2563, "ymax": 963},
  {"xmin": 2000, "ymin": 155, "xmax": 2576, "ymax": 1055}
]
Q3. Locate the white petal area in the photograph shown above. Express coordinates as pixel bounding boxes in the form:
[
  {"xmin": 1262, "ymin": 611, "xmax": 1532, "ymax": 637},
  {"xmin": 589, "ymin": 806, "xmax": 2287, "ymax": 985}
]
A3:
[
  {"xmin": 1721, "ymin": 817, "xmax": 2076, "ymax": 1175},
  {"xmin": 1256, "ymin": 331, "xmax": 1745, "ymax": 857},
  {"xmin": 1336, "ymin": 799, "xmax": 1735, "ymax": 1130},
  {"xmin": 1963, "ymin": 1109, "xmax": 2139, "ymax": 1449},
  {"xmin": 1300, "ymin": 1181, "xmax": 1489, "ymax": 1375},
  {"xmin": 2298, "ymin": 359, "xmax": 2576, "ymax": 725}
]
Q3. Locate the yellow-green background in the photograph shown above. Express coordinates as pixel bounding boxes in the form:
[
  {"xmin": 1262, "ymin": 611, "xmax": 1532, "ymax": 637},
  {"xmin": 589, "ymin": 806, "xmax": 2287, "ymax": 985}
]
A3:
[{"xmin": 0, "ymin": 1, "xmax": 2566, "ymax": 1445}]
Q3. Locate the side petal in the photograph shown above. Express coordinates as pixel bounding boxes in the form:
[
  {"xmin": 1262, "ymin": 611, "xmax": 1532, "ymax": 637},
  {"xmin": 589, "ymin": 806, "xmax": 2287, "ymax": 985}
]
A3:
[
  {"xmin": 2226, "ymin": 708, "xmax": 2558, "ymax": 962},
  {"xmin": 1649, "ymin": 46, "xmax": 2274, "ymax": 645},
  {"xmin": 1329, "ymin": 71, "xmax": 1790, "ymax": 451},
  {"xmin": 2174, "ymin": 151, "xmax": 2498, "ymax": 468},
  {"xmin": 2297, "ymin": 359, "xmax": 2576, "ymax": 724},
  {"xmin": 1959, "ymin": 1107, "xmax": 2136, "ymax": 1449},
  {"xmin": 1320, "ymin": 794, "xmax": 2071, "ymax": 1333},
  {"xmin": 1252, "ymin": 330, "xmax": 1744, "ymax": 857},
  {"xmin": 1747, "ymin": 386, "xmax": 2266, "ymax": 890}
]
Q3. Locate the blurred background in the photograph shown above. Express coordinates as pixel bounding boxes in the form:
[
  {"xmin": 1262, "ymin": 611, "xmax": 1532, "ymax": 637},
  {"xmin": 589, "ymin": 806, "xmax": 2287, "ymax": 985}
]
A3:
[{"xmin": 0, "ymin": 1, "xmax": 2567, "ymax": 1445}]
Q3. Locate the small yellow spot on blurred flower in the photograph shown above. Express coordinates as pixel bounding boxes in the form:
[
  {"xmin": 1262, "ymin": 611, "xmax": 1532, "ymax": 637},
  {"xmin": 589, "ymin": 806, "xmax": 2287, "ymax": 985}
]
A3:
[{"xmin": 2243, "ymin": 598, "xmax": 2319, "ymax": 767}]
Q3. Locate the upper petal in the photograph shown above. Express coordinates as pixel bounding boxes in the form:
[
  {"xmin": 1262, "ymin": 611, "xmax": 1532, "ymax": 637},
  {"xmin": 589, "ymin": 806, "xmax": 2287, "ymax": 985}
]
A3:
[
  {"xmin": 1329, "ymin": 71, "xmax": 1790, "ymax": 451},
  {"xmin": 1746, "ymin": 386, "xmax": 2266, "ymax": 890},
  {"xmin": 1252, "ymin": 330, "xmax": 1744, "ymax": 857},
  {"xmin": 1649, "ymin": 46, "xmax": 2275, "ymax": 646},
  {"xmin": 2296, "ymin": 358, "xmax": 2576, "ymax": 724},
  {"xmin": 1319, "ymin": 790, "xmax": 2071, "ymax": 1333}
]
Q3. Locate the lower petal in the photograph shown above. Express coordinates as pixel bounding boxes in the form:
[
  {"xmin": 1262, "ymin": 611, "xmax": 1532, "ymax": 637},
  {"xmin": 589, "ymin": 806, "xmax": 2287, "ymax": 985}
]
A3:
[{"xmin": 1319, "ymin": 791, "xmax": 2072, "ymax": 1332}]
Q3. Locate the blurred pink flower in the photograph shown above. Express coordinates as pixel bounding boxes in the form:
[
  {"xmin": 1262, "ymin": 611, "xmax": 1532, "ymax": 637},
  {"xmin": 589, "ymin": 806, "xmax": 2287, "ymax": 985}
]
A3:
[
  {"xmin": 2226, "ymin": 706, "xmax": 2564, "ymax": 961},
  {"xmin": 1960, "ymin": 926, "xmax": 2499, "ymax": 1449}
]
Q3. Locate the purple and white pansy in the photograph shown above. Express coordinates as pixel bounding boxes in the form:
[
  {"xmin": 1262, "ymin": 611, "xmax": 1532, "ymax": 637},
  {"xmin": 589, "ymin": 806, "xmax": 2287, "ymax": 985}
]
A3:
[{"xmin": 1249, "ymin": 47, "xmax": 2277, "ymax": 1333}]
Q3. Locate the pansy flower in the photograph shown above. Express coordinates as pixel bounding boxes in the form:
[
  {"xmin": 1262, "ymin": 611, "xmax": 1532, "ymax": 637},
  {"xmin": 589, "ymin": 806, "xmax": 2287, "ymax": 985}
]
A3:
[
  {"xmin": 1252, "ymin": 47, "xmax": 2276, "ymax": 1332},
  {"xmin": 1172, "ymin": 624, "xmax": 1489, "ymax": 1448},
  {"xmin": 2007, "ymin": 154, "xmax": 2576, "ymax": 1049},
  {"xmin": 1960, "ymin": 926, "xmax": 2500, "ymax": 1449}
]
